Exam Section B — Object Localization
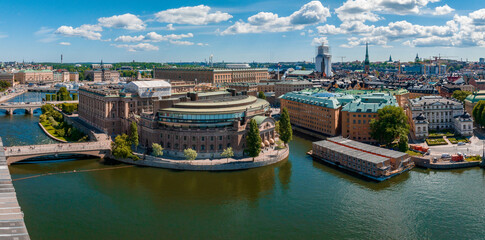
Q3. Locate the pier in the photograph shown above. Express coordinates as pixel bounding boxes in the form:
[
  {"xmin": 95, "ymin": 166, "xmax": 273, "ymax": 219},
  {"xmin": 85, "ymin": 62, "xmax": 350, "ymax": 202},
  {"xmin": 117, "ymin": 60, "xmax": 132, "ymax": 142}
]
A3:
[{"xmin": 0, "ymin": 138, "xmax": 30, "ymax": 239}]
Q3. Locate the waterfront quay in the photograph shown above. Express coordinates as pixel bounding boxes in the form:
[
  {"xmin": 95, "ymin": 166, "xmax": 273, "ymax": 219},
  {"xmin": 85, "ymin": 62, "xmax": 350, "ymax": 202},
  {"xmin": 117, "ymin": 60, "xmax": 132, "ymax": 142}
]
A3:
[{"xmin": 0, "ymin": 138, "xmax": 29, "ymax": 240}]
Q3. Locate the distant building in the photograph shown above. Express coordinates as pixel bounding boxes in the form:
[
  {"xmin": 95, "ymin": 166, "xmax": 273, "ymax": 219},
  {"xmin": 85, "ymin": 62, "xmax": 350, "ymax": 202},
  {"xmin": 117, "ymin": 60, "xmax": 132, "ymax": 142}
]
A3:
[
  {"xmin": 407, "ymin": 85, "xmax": 439, "ymax": 98},
  {"xmin": 479, "ymin": 58, "xmax": 484, "ymax": 64},
  {"xmin": 225, "ymin": 63, "xmax": 250, "ymax": 69},
  {"xmin": 53, "ymin": 71, "xmax": 70, "ymax": 82},
  {"xmin": 92, "ymin": 63, "xmax": 113, "ymax": 69},
  {"xmin": 85, "ymin": 70, "xmax": 120, "ymax": 82},
  {"xmin": 364, "ymin": 43, "xmax": 370, "ymax": 74},
  {"xmin": 69, "ymin": 72, "xmax": 79, "ymax": 82},
  {"xmin": 464, "ymin": 90, "xmax": 485, "ymax": 114},
  {"xmin": 153, "ymin": 67, "xmax": 268, "ymax": 85},
  {"xmin": 0, "ymin": 73, "xmax": 15, "ymax": 86},
  {"xmin": 14, "ymin": 70, "xmax": 53, "ymax": 84},
  {"xmin": 315, "ymin": 44, "xmax": 332, "ymax": 77},
  {"xmin": 274, "ymin": 80, "xmax": 314, "ymax": 98}
]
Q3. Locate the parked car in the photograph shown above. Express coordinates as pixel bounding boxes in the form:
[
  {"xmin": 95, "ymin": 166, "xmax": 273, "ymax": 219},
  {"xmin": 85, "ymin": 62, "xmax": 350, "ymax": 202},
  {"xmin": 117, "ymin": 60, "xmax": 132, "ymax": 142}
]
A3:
[
  {"xmin": 458, "ymin": 142, "xmax": 466, "ymax": 146},
  {"xmin": 441, "ymin": 153, "xmax": 451, "ymax": 158}
]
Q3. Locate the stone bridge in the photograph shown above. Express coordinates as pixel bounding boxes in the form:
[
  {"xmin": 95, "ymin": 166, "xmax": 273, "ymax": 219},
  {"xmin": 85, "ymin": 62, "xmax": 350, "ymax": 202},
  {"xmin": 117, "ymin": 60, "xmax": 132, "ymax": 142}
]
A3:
[
  {"xmin": 0, "ymin": 101, "xmax": 78, "ymax": 115},
  {"xmin": 4, "ymin": 141, "xmax": 111, "ymax": 164}
]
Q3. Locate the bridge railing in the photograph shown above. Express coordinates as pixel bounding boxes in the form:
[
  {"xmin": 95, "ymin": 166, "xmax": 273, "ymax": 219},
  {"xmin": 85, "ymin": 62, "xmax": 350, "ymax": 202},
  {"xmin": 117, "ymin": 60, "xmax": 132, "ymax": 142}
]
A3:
[{"xmin": 5, "ymin": 142, "xmax": 111, "ymax": 156}]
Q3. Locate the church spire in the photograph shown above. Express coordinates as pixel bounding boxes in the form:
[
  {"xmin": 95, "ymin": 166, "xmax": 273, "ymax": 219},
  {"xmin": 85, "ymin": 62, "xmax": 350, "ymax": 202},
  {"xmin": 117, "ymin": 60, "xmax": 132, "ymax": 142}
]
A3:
[
  {"xmin": 364, "ymin": 43, "xmax": 370, "ymax": 73},
  {"xmin": 389, "ymin": 55, "xmax": 393, "ymax": 62}
]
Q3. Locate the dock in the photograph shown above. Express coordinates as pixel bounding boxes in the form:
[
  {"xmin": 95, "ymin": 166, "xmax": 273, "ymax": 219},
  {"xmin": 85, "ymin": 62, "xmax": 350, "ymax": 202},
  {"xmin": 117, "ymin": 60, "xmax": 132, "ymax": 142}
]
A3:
[{"xmin": 0, "ymin": 138, "xmax": 30, "ymax": 240}]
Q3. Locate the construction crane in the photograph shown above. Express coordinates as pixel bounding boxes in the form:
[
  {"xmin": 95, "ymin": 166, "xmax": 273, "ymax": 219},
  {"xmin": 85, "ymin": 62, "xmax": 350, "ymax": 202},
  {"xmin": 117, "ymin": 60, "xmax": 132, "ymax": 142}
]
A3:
[{"xmin": 335, "ymin": 56, "xmax": 346, "ymax": 63}]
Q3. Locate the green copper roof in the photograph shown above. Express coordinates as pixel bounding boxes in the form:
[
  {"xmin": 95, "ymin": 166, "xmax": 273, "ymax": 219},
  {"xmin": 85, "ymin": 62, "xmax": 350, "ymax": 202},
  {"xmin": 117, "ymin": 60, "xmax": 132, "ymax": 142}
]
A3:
[
  {"xmin": 465, "ymin": 91, "xmax": 485, "ymax": 103},
  {"xmin": 253, "ymin": 116, "xmax": 269, "ymax": 125},
  {"xmin": 280, "ymin": 92, "xmax": 342, "ymax": 109},
  {"xmin": 342, "ymin": 93, "xmax": 398, "ymax": 113}
]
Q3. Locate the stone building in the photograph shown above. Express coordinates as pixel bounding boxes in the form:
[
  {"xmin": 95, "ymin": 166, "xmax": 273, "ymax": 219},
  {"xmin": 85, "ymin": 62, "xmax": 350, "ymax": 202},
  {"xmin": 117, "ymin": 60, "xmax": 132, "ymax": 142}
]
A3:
[
  {"xmin": 408, "ymin": 96, "xmax": 473, "ymax": 139},
  {"xmin": 85, "ymin": 70, "xmax": 120, "ymax": 82},
  {"xmin": 14, "ymin": 70, "xmax": 53, "ymax": 84},
  {"xmin": 274, "ymin": 80, "xmax": 315, "ymax": 98},
  {"xmin": 153, "ymin": 67, "xmax": 268, "ymax": 85},
  {"xmin": 0, "ymin": 73, "xmax": 15, "ymax": 86}
]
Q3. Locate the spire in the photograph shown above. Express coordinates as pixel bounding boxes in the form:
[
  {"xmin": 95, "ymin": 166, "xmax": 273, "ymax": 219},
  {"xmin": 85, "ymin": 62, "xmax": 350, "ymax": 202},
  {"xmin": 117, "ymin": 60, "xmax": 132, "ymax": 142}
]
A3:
[
  {"xmin": 415, "ymin": 53, "xmax": 420, "ymax": 63},
  {"xmin": 364, "ymin": 43, "xmax": 369, "ymax": 64},
  {"xmin": 389, "ymin": 55, "xmax": 393, "ymax": 62}
]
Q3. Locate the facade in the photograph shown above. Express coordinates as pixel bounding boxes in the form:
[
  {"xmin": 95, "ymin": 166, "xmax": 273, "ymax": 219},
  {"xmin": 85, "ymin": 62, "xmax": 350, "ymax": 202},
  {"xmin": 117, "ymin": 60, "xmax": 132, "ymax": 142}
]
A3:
[
  {"xmin": 224, "ymin": 83, "xmax": 259, "ymax": 96},
  {"xmin": 257, "ymin": 82, "xmax": 275, "ymax": 93},
  {"xmin": 341, "ymin": 93, "xmax": 398, "ymax": 142},
  {"xmin": 315, "ymin": 44, "xmax": 333, "ymax": 77},
  {"xmin": 14, "ymin": 70, "xmax": 53, "ymax": 84},
  {"xmin": 70, "ymin": 72, "xmax": 79, "ymax": 82},
  {"xmin": 408, "ymin": 96, "xmax": 472, "ymax": 139},
  {"xmin": 53, "ymin": 71, "xmax": 70, "ymax": 82},
  {"xmin": 312, "ymin": 137, "xmax": 412, "ymax": 179},
  {"xmin": 153, "ymin": 67, "xmax": 268, "ymax": 85},
  {"xmin": 0, "ymin": 73, "xmax": 15, "ymax": 86},
  {"xmin": 86, "ymin": 70, "xmax": 120, "ymax": 82},
  {"xmin": 407, "ymin": 85, "xmax": 439, "ymax": 99},
  {"xmin": 274, "ymin": 80, "xmax": 315, "ymax": 98}
]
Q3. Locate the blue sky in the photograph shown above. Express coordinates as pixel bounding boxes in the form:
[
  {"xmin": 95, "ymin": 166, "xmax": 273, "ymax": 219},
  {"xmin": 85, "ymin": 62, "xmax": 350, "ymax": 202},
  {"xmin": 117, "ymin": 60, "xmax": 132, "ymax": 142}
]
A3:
[{"xmin": 0, "ymin": 0, "xmax": 484, "ymax": 63}]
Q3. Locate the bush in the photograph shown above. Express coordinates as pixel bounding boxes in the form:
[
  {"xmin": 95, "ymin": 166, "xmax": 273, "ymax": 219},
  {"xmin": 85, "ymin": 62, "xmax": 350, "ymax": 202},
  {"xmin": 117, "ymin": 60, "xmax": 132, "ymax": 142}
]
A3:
[{"xmin": 426, "ymin": 137, "xmax": 447, "ymax": 146}]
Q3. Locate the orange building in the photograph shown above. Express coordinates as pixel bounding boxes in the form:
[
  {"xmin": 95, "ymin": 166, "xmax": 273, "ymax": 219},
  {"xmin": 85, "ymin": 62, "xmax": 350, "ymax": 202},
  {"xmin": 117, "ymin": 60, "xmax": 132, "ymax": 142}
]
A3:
[{"xmin": 153, "ymin": 67, "xmax": 268, "ymax": 85}]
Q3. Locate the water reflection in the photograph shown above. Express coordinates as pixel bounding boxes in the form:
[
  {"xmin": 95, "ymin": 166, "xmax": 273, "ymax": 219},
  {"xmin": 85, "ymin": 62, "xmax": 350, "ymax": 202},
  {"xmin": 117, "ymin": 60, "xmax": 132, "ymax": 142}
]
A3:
[{"xmin": 277, "ymin": 159, "xmax": 292, "ymax": 190}]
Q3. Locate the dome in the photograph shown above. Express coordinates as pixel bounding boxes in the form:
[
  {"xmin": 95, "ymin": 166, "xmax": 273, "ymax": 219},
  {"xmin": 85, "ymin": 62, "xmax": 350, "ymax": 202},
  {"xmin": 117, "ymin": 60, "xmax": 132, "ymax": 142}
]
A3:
[{"xmin": 415, "ymin": 113, "xmax": 426, "ymax": 121}]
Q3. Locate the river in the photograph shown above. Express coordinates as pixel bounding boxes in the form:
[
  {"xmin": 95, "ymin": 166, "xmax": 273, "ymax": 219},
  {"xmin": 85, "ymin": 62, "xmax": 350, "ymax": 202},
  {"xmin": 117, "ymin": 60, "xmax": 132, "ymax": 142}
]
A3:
[{"xmin": 1, "ymin": 93, "xmax": 485, "ymax": 239}]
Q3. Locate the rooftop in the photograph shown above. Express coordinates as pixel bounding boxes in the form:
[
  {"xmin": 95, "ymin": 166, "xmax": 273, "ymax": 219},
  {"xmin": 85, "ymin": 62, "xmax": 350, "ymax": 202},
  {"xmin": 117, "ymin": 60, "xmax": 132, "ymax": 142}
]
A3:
[
  {"xmin": 314, "ymin": 140, "xmax": 389, "ymax": 164},
  {"xmin": 328, "ymin": 136, "xmax": 408, "ymax": 159}
]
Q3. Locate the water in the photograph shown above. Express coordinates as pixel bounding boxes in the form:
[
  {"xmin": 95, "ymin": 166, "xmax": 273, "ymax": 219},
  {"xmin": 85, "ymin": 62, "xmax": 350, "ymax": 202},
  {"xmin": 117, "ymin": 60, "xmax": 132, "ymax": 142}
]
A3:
[{"xmin": 2, "ymin": 93, "xmax": 485, "ymax": 239}]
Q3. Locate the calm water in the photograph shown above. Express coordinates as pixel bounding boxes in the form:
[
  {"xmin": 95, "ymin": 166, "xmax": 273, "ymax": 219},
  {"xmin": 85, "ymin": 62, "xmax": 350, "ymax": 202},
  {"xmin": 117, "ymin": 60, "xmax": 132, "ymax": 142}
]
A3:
[{"xmin": 2, "ymin": 93, "xmax": 485, "ymax": 239}]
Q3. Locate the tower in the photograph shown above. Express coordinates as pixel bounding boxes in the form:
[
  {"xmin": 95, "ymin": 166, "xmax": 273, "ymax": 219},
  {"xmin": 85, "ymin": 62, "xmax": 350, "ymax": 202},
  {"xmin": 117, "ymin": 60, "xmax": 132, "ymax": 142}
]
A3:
[
  {"xmin": 415, "ymin": 53, "xmax": 420, "ymax": 63},
  {"xmin": 389, "ymin": 55, "xmax": 393, "ymax": 62},
  {"xmin": 61, "ymin": 54, "xmax": 63, "ymax": 64},
  {"xmin": 364, "ymin": 43, "xmax": 370, "ymax": 73},
  {"xmin": 315, "ymin": 43, "xmax": 333, "ymax": 77}
]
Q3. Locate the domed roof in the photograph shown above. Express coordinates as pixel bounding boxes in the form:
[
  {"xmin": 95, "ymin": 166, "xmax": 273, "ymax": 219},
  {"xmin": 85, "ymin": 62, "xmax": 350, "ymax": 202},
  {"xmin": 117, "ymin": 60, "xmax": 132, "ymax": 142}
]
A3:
[{"xmin": 461, "ymin": 112, "xmax": 471, "ymax": 119}]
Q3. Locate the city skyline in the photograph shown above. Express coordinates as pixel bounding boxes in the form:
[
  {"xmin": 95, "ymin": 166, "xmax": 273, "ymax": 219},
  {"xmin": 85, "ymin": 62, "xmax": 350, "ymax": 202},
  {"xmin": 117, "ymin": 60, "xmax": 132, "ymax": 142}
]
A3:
[{"xmin": 1, "ymin": 0, "xmax": 484, "ymax": 63}]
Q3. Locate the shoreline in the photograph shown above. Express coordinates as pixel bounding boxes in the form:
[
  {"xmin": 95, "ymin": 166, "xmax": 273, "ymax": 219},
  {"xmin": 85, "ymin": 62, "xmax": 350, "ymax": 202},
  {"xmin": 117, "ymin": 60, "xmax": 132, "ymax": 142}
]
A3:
[
  {"xmin": 113, "ymin": 147, "xmax": 289, "ymax": 171},
  {"xmin": 37, "ymin": 122, "xmax": 68, "ymax": 143}
]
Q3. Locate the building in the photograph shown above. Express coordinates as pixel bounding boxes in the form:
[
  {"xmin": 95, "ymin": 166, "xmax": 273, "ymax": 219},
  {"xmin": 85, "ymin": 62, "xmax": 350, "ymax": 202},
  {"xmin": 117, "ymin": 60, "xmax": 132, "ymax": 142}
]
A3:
[
  {"xmin": 312, "ymin": 137, "xmax": 412, "ymax": 180},
  {"xmin": 14, "ymin": 70, "xmax": 53, "ymax": 84},
  {"xmin": 225, "ymin": 63, "xmax": 250, "ymax": 69},
  {"xmin": 480, "ymin": 58, "xmax": 484, "ymax": 64},
  {"xmin": 315, "ymin": 44, "xmax": 332, "ymax": 77},
  {"xmin": 464, "ymin": 90, "xmax": 485, "ymax": 114},
  {"xmin": 85, "ymin": 70, "xmax": 120, "ymax": 82},
  {"xmin": 0, "ymin": 73, "xmax": 15, "ymax": 86},
  {"xmin": 275, "ymin": 80, "xmax": 315, "ymax": 98},
  {"xmin": 53, "ymin": 71, "xmax": 70, "ymax": 82},
  {"xmin": 341, "ymin": 93, "xmax": 398, "ymax": 142},
  {"xmin": 439, "ymin": 84, "xmax": 476, "ymax": 98},
  {"xmin": 408, "ymin": 96, "xmax": 472, "ymax": 139},
  {"xmin": 224, "ymin": 83, "xmax": 259, "ymax": 96},
  {"xmin": 407, "ymin": 85, "xmax": 439, "ymax": 99},
  {"xmin": 153, "ymin": 67, "xmax": 268, "ymax": 85},
  {"xmin": 69, "ymin": 72, "xmax": 79, "ymax": 82},
  {"xmin": 78, "ymin": 83, "xmax": 276, "ymax": 159}
]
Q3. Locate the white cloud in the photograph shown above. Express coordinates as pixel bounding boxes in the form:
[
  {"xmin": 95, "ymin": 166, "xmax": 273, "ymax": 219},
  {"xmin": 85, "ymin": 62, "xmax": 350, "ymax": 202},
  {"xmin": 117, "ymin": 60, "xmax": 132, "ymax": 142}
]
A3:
[
  {"xmin": 222, "ymin": 1, "xmax": 330, "ymax": 35},
  {"xmin": 55, "ymin": 24, "xmax": 102, "ymax": 40},
  {"xmin": 59, "ymin": 42, "xmax": 71, "ymax": 46},
  {"xmin": 155, "ymin": 5, "xmax": 232, "ymax": 25},
  {"xmin": 312, "ymin": 36, "xmax": 328, "ymax": 46},
  {"xmin": 0, "ymin": 34, "xmax": 7, "ymax": 39},
  {"xmin": 98, "ymin": 13, "xmax": 146, "ymax": 31},
  {"xmin": 433, "ymin": 4, "xmax": 454, "ymax": 16},
  {"xmin": 113, "ymin": 43, "xmax": 159, "ymax": 52},
  {"xmin": 115, "ymin": 32, "xmax": 194, "ymax": 43},
  {"xmin": 35, "ymin": 27, "xmax": 58, "ymax": 43},
  {"xmin": 197, "ymin": 43, "xmax": 209, "ymax": 46},
  {"xmin": 169, "ymin": 40, "xmax": 194, "ymax": 45},
  {"xmin": 317, "ymin": 24, "xmax": 346, "ymax": 35},
  {"xmin": 166, "ymin": 24, "xmax": 175, "ymax": 30}
]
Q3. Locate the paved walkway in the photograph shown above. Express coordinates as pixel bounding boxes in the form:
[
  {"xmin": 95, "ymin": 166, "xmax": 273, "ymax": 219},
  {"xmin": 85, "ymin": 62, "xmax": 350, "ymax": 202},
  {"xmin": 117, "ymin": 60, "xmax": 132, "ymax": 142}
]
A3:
[{"xmin": 0, "ymin": 138, "xmax": 30, "ymax": 240}]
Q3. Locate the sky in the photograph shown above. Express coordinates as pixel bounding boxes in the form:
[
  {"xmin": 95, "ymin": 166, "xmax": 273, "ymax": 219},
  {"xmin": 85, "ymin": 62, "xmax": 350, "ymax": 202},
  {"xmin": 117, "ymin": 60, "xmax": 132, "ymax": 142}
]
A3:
[{"xmin": 0, "ymin": 0, "xmax": 485, "ymax": 63}]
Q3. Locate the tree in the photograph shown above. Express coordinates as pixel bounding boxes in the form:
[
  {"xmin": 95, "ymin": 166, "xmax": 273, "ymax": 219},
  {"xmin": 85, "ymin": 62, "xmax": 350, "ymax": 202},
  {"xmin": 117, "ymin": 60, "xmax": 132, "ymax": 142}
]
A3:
[
  {"xmin": 398, "ymin": 135, "xmax": 409, "ymax": 152},
  {"xmin": 111, "ymin": 134, "xmax": 132, "ymax": 159},
  {"xmin": 370, "ymin": 105, "xmax": 409, "ymax": 146},
  {"xmin": 72, "ymin": 93, "xmax": 78, "ymax": 101},
  {"xmin": 41, "ymin": 104, "xmax": 54, "ymax": 114},
  {"xmin": 275, "ymin": 120, "xmax": 280, "ymax": 135},
  {"xmin": 0, "ymin": 80, "xmax": 10, "ymax": 92},
  {"xmin": 152, "ymin": 143, "xmax": 164, "ymax": 157},
  {"xmin": 184, "ymin": 148, "xmax": 197, "ymax": 160},
  {"xmin": 129, "ymin": 121, "xmax": 139, "ymax": 149},
  {"xmin": 45, "ymin": 94, "xmax": 51, "ymax": 101},
  {"xmin": 279, "ymin": 107, "xmax": 293, "ymax": 144},
  {"xmin": 452, "ymin": 90, "xmax": 472, "ymax": 103},
  {"xmin": 221, "ymin": 147, "xmax": 234, "ymax": 162},
  {"xmin": 245, "ymin": 118, "xmax": 262, "ymax": 160},
  {"xmin": 473, "ymin": 101, "xmax": 485, "ymax": 127},
  {"xmin": 258, "ymin": 91, "xmax": 267, "ymax": 100},
  {"xmin": 56, "ymin": 87, "xmax": 72, "ymax": 101}
]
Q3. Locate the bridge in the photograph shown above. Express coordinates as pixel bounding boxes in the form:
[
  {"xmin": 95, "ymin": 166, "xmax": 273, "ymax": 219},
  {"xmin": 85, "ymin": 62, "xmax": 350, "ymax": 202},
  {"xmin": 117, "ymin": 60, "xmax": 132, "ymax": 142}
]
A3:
[
  {"xmin": 0, "ymin": 138, "xmax": 30, "ymax": 239},
  {"xmin": 0, "ymin": 101, "xmax": 78, "ymax": 115},
  {"xmin": 4, "ymin": 141, "xmax": 111, "ymax": 164}
]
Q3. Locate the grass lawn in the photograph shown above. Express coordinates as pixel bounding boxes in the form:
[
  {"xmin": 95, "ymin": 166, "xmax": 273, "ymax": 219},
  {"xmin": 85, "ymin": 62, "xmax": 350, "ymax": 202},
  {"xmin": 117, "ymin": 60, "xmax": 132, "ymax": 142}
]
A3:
[
  {"xmin": 41, "ymin": 121, "xmax": 68, "ymax": 142},
  {"xmin": 426, "ymin": 137, "xmax": 447, "ymax": 146},
  {"xmin": 448, "ymin": 137, "xmax": 469, "ymax": 145}
]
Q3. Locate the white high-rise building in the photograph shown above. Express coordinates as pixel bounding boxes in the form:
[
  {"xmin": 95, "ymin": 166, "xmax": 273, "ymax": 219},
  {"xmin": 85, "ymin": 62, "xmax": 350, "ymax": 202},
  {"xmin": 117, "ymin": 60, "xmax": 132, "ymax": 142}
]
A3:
[{"xmin": 315, "ymin": 44, "xmax": 332, "ymax": 77}]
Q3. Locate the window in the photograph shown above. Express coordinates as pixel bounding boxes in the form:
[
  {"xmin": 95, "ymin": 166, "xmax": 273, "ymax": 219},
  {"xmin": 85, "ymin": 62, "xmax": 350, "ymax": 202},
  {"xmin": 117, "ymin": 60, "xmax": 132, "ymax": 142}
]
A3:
[
  {"xmin": 160, "ymin": 134, "xmax": 163, "ymax": 138},
  {"xmin": 219, "ymin": 144, "xmax": 223, "ymax": 150},
  {"xmin": 211, "ymin": 136, "xmax": 214, "ymax": 141},
  {"xmin": 192, "ymin": 145, "xmax": 196, "ymax": 150},
  {"xmin": 210, "ymin": 145, "xmax": 214, "ymax": 150},
  {"xmin": 192, "ymin": 136, "xmax": 196, "ymax": 141},
  {"xmin": 184, "ymin": 136, "xmax": 187, "ymax": 141},
  {"xmin": 201, "ymin": 145, "xmax": 205, "ymax": 151},
  {"xmin": 219, "ymin": 136, "xmax": 223, "ymax": 141}
]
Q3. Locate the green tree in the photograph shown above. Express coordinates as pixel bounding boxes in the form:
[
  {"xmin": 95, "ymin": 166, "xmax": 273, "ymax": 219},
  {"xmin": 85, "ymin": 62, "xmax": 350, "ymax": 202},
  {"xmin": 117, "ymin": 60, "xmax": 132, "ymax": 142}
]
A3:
[
  {"xmin": 111, "ymin": 134, "xmax": 132, "ymax": 159},
  {"xmin": 221, "ymin": 147, "xmax": 234, "ymax": 161},
  {"xmin": 72, "ymin": 93, "xmax": 78, "ymax": 101},
  {"xmin": 152, "ymin": 143, "xmax": 164, "ymax": 157},
  {"xmin": 0, "ymin": 80, "xmax": 10, "ymax": 92},
  {"xmin": 279, "ymin": 107, "xmax": 293, "ymax": 144},
  {"xmin": 245, "ymin": 118, "xmax": 262, "ymax": 160},
  {"xmin": 39, "ymin": 114, "xmax": 47, "ymax": 123},
  {"xmin": 275, "ymin": 120, "xmax": 280, "ymax": 134},
  {"xmin": 45, "ymin": 94, "xmax": 51, "ymax": 101},
  {"xmin": 184, "ymin": 148, "xmax": 197, "ymax": 160},
  {"xmin": 473, "ymin": 101, "xmax": 485, "ymax": 127},
  {"xmin": 129, "ymin": 121, "xmax": 139, "ymax": 149},
  {"xmin": 41, "ymin": 104, "xmax": 54, "ymax": 114},
  {"xmin": 398, "ymin": 135, "xmax": 409, "ymax": 152},
  {"xmin": 56, "ymin": 87, "xmax": 72, "ymax": 101},
  {"xmin": 370, "ymin": 106, "xmax": 409, "ymax": 146},
  {"xmin": 258, "ymin": 91, "xmax": 267, "ymax": 100},
  {"xmin": 452, "ymin": 90, "xmax": 472, "ymax": 103}
]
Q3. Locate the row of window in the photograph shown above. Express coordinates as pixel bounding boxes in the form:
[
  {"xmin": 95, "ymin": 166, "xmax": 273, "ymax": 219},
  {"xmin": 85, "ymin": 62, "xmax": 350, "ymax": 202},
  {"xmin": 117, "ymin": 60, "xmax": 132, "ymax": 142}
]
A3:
[
  {"xmin": 160, "ymin": 142, "xmax": 232, "ymax": 151},
  {"xmin": 161, "ymin": 134, "xmax": 231, "ymax": 141}
]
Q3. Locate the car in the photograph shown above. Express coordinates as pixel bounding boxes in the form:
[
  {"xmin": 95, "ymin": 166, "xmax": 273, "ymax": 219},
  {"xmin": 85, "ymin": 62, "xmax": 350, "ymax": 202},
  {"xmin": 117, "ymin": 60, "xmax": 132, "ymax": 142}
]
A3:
[
  {"xmin": 458, "ymin": 142, "xmax": 466, "ymax": 146},
  {"xmin": 441, "ymin": 153, "xmax": 451, "ymax": 158}
]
